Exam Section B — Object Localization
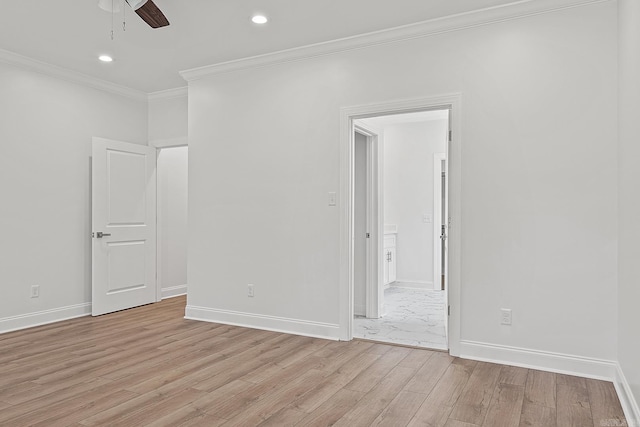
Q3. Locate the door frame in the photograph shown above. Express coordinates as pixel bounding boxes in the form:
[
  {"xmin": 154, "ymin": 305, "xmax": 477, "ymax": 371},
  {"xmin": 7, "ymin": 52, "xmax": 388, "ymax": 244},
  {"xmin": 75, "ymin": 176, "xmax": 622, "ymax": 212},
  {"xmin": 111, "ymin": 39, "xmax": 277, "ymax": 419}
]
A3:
[
  {"xmin": 149, "ymin": 137, "xmax": 188, "ymax": 302},
  {"xmin": 353, "ymin": 124, "xmax": 383, "ymax": 319},
  {"xmin": 339, "ymin": 94, "xmax": 462, "ymax": 356}
]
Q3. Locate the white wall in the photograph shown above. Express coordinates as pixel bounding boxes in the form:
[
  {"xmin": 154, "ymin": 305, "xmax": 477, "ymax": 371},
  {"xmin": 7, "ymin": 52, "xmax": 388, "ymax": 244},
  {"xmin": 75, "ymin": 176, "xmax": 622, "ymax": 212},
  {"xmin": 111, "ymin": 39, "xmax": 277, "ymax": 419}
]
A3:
[
  {"xmin": 0, "ymin": 62, "xmax": 147, "ymax": 330},
  {"xmin": 617, "ymin": 0, "xmax": 640, "ymax": 415},
  {"xmin": 187, "ymin": 2, "xmax": 618, "ymax": 362},
  {"xmin": 384, "ymin": 120, "xmax": 447, "ymax": 287},
  {"xmin": 148, "ymin": 95, "xmax": 188, "ymax": 142},
  {"xmin": 158, "ymin": 146, "xmax": 189, "ymax": 298}
]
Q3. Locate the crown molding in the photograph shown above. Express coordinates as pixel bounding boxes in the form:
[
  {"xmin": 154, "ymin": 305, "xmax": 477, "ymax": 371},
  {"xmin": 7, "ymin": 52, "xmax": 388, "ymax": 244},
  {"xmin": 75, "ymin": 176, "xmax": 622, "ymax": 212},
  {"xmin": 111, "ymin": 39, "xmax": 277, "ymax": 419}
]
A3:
[
  {"xmin": 148, "ymin": 86, "xmax": 188, "ymax": 101},
  {"xmin": 0, "ymin": 48, "xmax": 147, "ymax": 101},
  {"xmin": 180, "ymin": 0, "xmax": 611, "ymax": 81}
]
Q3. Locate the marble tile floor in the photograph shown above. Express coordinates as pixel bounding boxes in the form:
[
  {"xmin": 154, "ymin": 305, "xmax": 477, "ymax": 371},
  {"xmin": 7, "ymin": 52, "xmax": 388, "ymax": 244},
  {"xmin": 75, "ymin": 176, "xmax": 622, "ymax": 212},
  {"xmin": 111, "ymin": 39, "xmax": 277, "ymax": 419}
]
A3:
[{"xmin": 353, "ymin": 285, "xmax": 447, "ymax": 350}]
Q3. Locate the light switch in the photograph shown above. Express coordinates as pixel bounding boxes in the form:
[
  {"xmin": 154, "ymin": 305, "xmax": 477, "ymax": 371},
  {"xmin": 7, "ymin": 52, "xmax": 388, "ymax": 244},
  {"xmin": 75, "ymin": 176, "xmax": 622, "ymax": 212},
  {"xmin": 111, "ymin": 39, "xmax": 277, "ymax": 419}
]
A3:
[
  {"xmin": 423, "ymin": 214, "xmax": 432, "ymax": 223},
  {"xmin": 328, "ymin": 192, "xmax": 337, "ymax": 206}
]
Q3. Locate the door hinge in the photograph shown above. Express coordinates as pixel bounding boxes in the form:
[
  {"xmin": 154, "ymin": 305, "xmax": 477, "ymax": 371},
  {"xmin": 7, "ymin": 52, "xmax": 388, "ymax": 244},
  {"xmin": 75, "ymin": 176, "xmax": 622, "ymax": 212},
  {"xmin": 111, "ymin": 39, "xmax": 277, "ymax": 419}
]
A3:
[
  {"xmin": 449, "ymin": 130, "xmax": 452, "ymax": 142},
  {"xmin": 448, "ymin": 306, "xmax": 451, "ymax": 316},
  {"xmin": 366, "ymin": 233, "xmax": 370, "ymax": 238}
]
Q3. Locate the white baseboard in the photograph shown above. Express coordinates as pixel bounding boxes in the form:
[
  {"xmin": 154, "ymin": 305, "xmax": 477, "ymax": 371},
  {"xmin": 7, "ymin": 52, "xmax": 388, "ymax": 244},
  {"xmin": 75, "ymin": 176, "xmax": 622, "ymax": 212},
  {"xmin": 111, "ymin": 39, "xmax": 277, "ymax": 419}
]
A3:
[
  {"xmin": 185, "ymin": 305, "xmax": 341, "ymax": 341},
  {"xmin": 162, "ymin": 284, "xmax": 187, "ymax": 299},
  {"xmin": 614, "ymin": 363, "xmax": 640, "ymax": 426},
  {"xmin": 393, "ymin": 280, "xmax": 435, "ymax": 290},
  {"xmin": 0, "ymin": 303, "xmax": 92, "ymax": 335},
  {"xmin": 459, "ymin": 340, "xmax": 617, "ymax": 381}
]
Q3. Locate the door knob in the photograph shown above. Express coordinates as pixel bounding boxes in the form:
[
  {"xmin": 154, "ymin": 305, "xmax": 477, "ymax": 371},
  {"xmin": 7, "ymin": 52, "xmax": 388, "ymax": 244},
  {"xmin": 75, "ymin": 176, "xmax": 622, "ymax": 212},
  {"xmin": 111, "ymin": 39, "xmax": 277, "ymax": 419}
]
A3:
[{"xmin": 95, "ymin": 232, "xmax": 111, "ymax": 238}]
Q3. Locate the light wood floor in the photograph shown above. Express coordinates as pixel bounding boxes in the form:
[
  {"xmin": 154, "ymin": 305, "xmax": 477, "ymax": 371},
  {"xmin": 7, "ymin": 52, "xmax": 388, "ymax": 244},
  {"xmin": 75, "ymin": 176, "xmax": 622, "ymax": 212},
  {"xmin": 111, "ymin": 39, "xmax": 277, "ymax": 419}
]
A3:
[{"xmin": 0, "ymin": 296, "xmax": 626, "ymax": 427}]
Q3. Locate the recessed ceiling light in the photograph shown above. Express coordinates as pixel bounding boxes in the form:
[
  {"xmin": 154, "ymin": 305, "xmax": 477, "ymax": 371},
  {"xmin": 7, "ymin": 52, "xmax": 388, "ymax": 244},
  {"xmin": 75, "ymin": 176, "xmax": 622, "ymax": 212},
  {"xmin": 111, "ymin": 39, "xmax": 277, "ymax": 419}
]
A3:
[
  {"xmin": 98, "ymin": 55, "xmax": 113, "ymax": 62},
  {"xmin": 251, "ymin": 15, "xmax": 268, "ymax": 24}
]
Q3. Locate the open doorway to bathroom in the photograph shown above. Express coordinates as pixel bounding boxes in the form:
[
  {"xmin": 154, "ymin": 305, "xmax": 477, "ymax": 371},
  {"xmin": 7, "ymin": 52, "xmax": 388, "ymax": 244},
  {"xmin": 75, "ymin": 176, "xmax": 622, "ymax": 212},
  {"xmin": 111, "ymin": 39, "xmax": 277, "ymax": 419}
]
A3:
[{"xmin": 352, "ymin": 109, "xmax": 450, "ymax": 350}]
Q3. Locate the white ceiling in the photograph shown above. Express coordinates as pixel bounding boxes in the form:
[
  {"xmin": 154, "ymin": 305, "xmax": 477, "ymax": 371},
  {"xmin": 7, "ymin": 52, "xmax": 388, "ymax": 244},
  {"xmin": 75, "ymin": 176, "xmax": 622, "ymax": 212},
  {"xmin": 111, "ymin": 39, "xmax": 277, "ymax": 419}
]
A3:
[{"xmin": 0, "ymin": 0, "xmax": 518, "ymax": 93}]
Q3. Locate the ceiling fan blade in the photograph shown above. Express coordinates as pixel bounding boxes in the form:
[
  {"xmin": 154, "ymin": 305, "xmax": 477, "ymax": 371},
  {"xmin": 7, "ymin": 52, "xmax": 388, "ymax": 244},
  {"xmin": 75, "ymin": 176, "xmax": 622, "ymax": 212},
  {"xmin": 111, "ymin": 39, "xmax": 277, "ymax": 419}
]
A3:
[{"xmin": 132, "ymin": 0, "xmax": 170, "ymax": 28}]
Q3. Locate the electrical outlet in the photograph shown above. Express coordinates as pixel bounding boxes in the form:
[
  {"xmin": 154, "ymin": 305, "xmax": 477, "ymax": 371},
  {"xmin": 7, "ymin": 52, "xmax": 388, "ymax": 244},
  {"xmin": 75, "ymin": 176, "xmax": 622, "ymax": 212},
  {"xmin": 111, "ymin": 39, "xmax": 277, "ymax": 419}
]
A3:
[
  {"xmin": 501, "ymin": 308, "xmax": 512, "ymax": 325},
  {"xmin": 247, "ymin": 284, "xmax": 254, "ymax": 297},
  {"xmin": 31, "ymin": 285, "xmax": 40, "ymax": 298}
]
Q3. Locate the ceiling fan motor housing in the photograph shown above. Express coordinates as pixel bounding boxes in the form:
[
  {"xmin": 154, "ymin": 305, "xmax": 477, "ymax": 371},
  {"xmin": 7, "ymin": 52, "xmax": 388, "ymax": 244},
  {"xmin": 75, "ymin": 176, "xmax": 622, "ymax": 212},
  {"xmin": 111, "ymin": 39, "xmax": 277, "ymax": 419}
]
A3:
[
  {"xmin": 99, "ymin": 0, "xmax": 168, "ymax": 28},
  {"xmin": 126, "ymin": 0, "xmax": 149, "ymax": 11}
]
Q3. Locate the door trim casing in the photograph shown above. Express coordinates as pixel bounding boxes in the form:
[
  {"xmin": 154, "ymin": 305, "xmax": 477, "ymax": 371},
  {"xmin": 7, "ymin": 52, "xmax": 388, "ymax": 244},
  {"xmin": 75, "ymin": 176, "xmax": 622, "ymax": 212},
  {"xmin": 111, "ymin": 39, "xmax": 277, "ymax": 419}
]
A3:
[{"xmin": 339, "ymin": 93, "xmax": 462, "ymax": 356}]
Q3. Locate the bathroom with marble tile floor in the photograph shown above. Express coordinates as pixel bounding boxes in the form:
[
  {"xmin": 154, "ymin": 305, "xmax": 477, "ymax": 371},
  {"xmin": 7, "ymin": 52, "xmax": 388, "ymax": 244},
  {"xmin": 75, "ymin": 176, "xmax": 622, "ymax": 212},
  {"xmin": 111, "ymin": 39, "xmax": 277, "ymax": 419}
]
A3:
[{"xmin": 353, "ymin": 285, "xmax": 447, "ymax": 350}]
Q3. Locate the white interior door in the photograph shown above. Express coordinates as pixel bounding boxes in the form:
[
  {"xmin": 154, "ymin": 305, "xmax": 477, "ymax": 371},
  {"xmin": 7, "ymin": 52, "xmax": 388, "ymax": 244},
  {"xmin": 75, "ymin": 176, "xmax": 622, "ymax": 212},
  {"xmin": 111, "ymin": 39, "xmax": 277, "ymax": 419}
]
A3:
[
  {"xmin": 354, "ymin": 132, "xmax": 367, "ymax": 317},
  {"xmin": 433, "ymin": 117, "xmax": 450, "ymax": 345},
  {"xmin": 442, "ymin": 155, "xmax": 449, "ymax": 341},
  {"xmin": 434, "ymin": 153, "xmax": 446, "ymax": 291},
  {"xmin": 92, "ymin": 137, "xmax": 157, "ymax": 316},
  {"xmin": 353, "ymin": 124, "xmax": 382, "ymax": 320},
  {"xmin": 443, "ymin": 116, "xmax": 451, "ymax": 343}
]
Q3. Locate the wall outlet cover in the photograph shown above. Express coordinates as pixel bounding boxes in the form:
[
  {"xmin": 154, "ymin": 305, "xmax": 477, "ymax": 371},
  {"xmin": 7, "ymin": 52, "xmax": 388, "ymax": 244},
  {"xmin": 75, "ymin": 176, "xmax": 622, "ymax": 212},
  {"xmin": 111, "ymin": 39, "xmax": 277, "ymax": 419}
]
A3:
[{"xmin": 501, "ymin": 308, "xmax": 512, "ymax": 325}]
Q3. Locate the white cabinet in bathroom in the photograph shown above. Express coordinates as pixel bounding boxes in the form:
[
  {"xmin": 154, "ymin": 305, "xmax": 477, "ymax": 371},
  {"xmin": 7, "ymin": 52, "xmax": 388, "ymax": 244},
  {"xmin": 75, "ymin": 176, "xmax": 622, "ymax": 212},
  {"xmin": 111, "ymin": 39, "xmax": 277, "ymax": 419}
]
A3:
[{"xmin": 383, "ymin": 233, "xmax": 397, "ymax": 286}]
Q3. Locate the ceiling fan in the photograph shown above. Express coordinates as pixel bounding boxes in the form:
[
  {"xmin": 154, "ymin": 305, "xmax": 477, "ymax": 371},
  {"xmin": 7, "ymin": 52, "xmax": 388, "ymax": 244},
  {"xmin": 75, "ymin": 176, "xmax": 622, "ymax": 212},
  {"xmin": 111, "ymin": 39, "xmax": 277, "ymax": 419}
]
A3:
[{"xmin": 98, "ymin": 0, "xmax": 169, "ymax": 28}]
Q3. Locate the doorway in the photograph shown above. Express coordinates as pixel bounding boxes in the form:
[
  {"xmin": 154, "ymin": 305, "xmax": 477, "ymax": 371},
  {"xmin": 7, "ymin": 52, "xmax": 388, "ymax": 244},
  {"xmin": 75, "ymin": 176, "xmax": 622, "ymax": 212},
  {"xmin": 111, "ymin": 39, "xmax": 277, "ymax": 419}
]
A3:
[
  {"xmin": 156, "ymin": 145, "xmax": 189, "ymax": 300},
  {"xmin": 91, "ymin": 138, "xmax": 188, "ymax": 316},
  {"xmin": 352, "ymin": 110, "xmax": 449, "ymax": 349},
  {"xmin": 339, "ymin": 94, "xmax": 461, "ymax": 355}
]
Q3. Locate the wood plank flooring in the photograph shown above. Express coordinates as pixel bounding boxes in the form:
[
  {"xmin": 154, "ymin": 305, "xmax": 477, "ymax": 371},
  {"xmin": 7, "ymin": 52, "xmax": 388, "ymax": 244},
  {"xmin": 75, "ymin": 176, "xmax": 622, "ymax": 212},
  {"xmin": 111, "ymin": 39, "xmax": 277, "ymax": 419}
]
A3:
[{"xmin": 0, "ymin": 296, "xmax": 627, "ymax": 426}]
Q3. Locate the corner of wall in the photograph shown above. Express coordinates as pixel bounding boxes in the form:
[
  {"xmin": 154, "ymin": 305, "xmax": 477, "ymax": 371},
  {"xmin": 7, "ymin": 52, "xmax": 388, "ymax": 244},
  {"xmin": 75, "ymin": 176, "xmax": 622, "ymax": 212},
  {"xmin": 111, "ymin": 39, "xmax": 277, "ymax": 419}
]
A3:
[{"xmin": 615, "ymin": 363, "xmax": 640, "ymax": 425}]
